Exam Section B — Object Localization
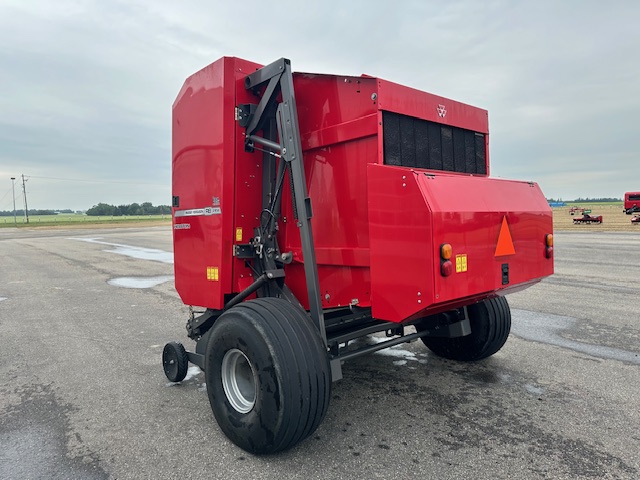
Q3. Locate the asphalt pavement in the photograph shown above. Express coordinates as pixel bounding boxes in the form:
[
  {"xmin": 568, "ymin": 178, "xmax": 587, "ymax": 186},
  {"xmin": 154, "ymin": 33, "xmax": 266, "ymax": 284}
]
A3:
[{"xmin": 1, "ymin": 227, "xmax": 638, "ymax": 479}]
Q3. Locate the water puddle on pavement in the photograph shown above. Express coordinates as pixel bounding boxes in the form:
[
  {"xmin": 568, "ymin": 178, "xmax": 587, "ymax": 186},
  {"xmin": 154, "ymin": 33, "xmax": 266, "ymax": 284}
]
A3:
[
  {"xmin": 524, "ymin": 384, "xmax": 545, "ymax": 395},
  {"xmin": 107, "ymin": 276, "xmax": 174, "ymax": 289},
  {"xmin": 166, "ymin": 366, "xmax": 203, "ymax": 387},
  {"xmin": 69, "ymin": 238, "xmax": 174, "ymax": 264},
  {"xmin": 370, "ymin": 336, "xmax": 429, "ymax": 364},
  {"xmin": 511, "ymin": 309, "xmax": 640, "ymax": 365}
]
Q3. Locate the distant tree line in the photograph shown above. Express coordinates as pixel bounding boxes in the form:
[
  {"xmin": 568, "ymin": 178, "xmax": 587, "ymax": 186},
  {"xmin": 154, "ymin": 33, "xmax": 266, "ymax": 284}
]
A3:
[
  {"xmin": 571, "ymin": 197, "xmax": 621, "ymax": 203},
  {"xmin": 0, "ymin": 208, "xmax": 75, "ymax": 216},
  {"xmin": 86, "ymin": 202, "xmax": 171, "ymax": 216},
  {"xmin": 547, "ymin": 197, "xmax": 621, "ymax": 203}
]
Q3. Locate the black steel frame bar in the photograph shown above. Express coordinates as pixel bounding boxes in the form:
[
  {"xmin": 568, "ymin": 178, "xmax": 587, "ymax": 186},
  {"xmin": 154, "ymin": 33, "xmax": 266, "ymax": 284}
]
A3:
[
  {"xmin": 329, "ymin": 316, "xmax": 471, "ymax": 363},
  {"xmin": 224, "ymin": 270, "xmax": 283, "ymax": 311},
  {"xmin": 248, "ymin": 134, "xmax": 282, "ymax": 153},
  {"xmin": 332, "ymin": 330, "xmax": 424, "ymax": 363},
  {"xmin": 327, "ymin": 321, "xmax": 396, "ymax": 346},
  {"xmin": 276, "ymin": 63, "xmax": 327, "ymax": 345},
  {"xmin": 244, "ymin": 58, "xmax": 288, "ymax": 90}
]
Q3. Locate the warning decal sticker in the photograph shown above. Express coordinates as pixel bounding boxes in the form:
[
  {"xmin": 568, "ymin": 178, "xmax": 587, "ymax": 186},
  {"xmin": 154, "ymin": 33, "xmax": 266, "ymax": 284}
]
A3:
[
  {"xmin": 456, "ymin": 254, "xmax": 468, "ymax": 273},
  {"xmin": 494, "ymin": 216, "xmax": 516, "ymax": 256}
]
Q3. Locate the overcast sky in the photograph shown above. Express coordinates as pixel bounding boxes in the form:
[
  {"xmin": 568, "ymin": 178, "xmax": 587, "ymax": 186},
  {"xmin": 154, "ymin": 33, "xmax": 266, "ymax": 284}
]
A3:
[{"xmin": 0, "ymin": 0, "xmax": 638, "ymax": 210}]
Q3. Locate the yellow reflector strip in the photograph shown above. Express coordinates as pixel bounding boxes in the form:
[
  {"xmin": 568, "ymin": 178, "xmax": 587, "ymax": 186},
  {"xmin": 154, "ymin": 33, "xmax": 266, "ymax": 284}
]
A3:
[{"xmin": 207, "ymin": 267, "xmax": 219, "ymax": 281}]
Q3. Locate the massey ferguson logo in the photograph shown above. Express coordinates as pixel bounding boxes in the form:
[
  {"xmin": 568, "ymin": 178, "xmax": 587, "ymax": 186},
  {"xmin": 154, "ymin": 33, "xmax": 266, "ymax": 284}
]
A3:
[{"xmin": 437, "ymin": 104, "xmax": 447, "ymax": 118}]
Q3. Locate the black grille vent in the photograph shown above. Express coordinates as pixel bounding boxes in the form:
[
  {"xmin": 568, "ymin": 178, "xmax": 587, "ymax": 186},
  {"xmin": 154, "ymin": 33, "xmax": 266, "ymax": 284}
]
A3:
[{"xmin": 383, "ymin": 111, "xmax": 486, "ymax": 174}]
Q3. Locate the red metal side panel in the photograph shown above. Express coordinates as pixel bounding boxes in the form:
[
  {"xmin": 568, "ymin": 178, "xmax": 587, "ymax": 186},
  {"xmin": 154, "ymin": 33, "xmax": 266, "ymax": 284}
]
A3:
[
  {"xmin": 294, "ymin": 73, "xmax": 379, "ymax": 136},
  {"xmin": 368, "ymin": 164, "xmax": 435, "ymax": 322},
  {"xmin": 172, "ymin": 57, "xmax": 237, "ymax": 308},
  {"xmin": 281, "ymin": 137, "xmax": 378, "ymax": 309},
  {"xmin": 231, "ymin": 59, "xmax": 268, "ymax": 294},
  {"xmin": 368, "ymin": 164, "xmax": 553, "ymax": 323},
  {"xmin": 278, "ymin": 74, "xmax": 379, "ymax": 309}
]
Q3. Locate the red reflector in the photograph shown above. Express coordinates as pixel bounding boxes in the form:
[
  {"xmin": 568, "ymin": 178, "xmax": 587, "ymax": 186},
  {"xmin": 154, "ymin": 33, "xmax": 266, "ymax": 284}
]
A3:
[
  {"xmin": 546, "ymin": 246, "xmax": 553, "ymax": 259},
  {"xmin": 441, "ymin": 260, "xmax": 453, "ymax": 277}
]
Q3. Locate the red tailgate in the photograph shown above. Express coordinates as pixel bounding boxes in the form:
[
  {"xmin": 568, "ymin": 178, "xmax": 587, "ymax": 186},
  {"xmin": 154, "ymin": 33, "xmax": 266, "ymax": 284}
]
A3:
[{"xmin": 368, "ymin": 164, "xmax": 553, "ymax": 323}]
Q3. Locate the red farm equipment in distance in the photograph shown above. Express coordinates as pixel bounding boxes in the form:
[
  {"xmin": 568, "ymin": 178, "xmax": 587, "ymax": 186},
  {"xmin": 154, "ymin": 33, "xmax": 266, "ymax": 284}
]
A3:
[
  {"xmin": 569, "ymin": 206, "xmax": 585, "ymax": 215},
  {"xmin": 623, "ymin": 192, "xmax": 640, "ymax": 214},
  {"xmin": 573, "ymin": 214, "xmax": 603, "ymax": 224},
  {"xmin": 162, "ymin": 57, "xmax": 554, "ymax": 454}
]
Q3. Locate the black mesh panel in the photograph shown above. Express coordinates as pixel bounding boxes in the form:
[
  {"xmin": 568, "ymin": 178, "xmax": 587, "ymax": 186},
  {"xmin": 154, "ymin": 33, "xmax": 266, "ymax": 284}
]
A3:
[
  {"xmin": 464, "ymin": 130, "xmax": 476, "ymax": 174},
  {"xmin": 384, "ymin": 113, "xmax": 401, "ymax": 166},
  {"xmin": 399, "ymin": 115, "xmax": 416, "ymax": 168},
  {"xmin": 475, "ymin": 133, "xmax": 486, "ymax": 174},
  {"xmin": 441, "ymin": 127, "xmax": 454, "ymax": 172},
  {"xmin": 414, "ymin": 121, "xmax": 430, "ymax": 170},
  {"xmin": 452, "ymin": 128, "xmax": 465, "ymax": 173},
  {"xmin": 383, "ymin": 111, "xmax": 487, "ymax": 174},
  {"xmin": 428, "ymin": 123, "xmax": 442, "ymax": 170}
]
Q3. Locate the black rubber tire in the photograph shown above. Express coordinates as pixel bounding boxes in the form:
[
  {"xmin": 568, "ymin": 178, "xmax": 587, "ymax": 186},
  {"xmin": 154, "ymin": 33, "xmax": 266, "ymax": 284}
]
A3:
[
  {"xmin": 205, "ymin": 298, "xmax": 331, "ymax": 454},
  {"xmin": 163, "ymin": 341, "xmax": 189, "ymax": 382},
  {"xmin": 420, "ymin": 297, "xmax": 511, "ymax": 361}
]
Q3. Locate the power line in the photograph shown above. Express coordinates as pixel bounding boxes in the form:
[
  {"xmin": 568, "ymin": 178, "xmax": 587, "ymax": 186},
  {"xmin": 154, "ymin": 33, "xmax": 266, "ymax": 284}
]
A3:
[
  {"xmin": 0, "ymin": 187, "xmax": 11, "ymax": 205},
  {"xmin": 1, "ymin": 200, "xmax": 16, "ymax": 210},
  {"xmin": 27, "ymin": 175, "xmax": 166, "ymax": 187}
]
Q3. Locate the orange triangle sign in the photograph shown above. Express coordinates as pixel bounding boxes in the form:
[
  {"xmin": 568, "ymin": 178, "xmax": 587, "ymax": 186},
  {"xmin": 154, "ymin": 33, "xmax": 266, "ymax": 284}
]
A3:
[{"xmin": 495, "ymin": 216, "xmax": 516, "ymax": 256}]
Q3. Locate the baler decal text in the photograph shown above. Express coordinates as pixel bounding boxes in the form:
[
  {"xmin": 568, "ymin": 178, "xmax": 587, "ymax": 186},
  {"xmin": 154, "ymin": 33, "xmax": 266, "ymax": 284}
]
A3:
[{"xmin": 175, "ymin": 207, "xmax": 221, "ymax": 218}]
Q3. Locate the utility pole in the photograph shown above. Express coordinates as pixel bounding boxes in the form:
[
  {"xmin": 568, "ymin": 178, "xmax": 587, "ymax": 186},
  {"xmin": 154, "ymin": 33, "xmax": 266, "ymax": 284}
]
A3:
[
  {"xmin": 10, "ymin": 177, "xmax": 17, "ymax": 226},
  {"xmin": 22, "ymin": 174, "xmax": 29, "ymax": 224}
]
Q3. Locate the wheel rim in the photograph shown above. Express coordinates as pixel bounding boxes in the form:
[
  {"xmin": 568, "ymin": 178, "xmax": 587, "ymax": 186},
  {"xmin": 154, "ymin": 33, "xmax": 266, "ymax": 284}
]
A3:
[{"xmin": 221, "ymin": 349, "xmax": 256, "ymax": 414}]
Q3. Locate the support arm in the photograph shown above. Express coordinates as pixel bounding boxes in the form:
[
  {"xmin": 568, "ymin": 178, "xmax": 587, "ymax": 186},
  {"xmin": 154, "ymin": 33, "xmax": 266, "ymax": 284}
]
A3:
[{"xmin": 238, "ymin": 58, "xmax": 327, "ymax": 346}]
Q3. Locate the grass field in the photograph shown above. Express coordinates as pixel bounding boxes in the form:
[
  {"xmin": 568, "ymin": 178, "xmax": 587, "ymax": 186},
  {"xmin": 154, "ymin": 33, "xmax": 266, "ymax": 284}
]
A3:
[
  {"xmin": 0, "ymin": 214, "xmax": 171, "ymax": 228},
  {"xmin": 552, "ymin": 203, "xmax": 639, "ymax": 232},
  {"xmin": 564, "ymin": 201, "xmax": 623, "ymax": 208}
]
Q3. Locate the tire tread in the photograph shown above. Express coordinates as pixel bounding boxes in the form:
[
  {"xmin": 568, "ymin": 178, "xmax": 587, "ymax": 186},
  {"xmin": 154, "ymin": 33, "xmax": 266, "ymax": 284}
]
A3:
[
  {"xmin": 420, "ymin": 297, "xmax": 511, "ymax": 361},
  {"xmin": 205, "ymin": 298, "xmax": 330, "ymax": 454}
]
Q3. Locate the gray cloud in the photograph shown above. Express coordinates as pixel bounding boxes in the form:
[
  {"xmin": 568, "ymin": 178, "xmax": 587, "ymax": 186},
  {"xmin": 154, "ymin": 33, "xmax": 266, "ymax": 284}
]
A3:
[{"xmin": 1, "ymin": 0, "xmax": 638, "ymax": 209}]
